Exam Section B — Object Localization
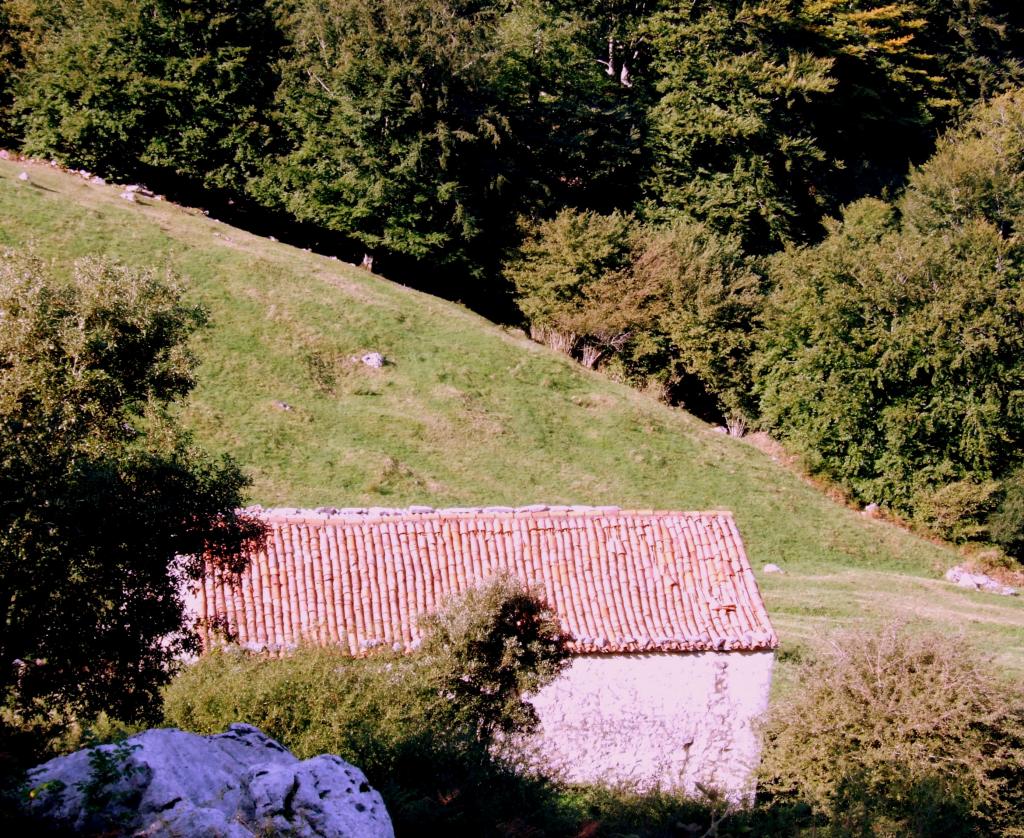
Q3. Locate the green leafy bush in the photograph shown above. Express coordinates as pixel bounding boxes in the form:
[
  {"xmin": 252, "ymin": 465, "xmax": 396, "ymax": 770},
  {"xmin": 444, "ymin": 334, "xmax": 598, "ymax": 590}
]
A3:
[
  {"xmin": 989, "ymin": 467, "xmax": 1024, "ymax": 560},
  {"xmin": 164, "ymin": 575, "xmax": 570, "ymax": 836},
  {"xmin": 0, "ymin": 248, "xmax": 262, "ymax": 738},
  {"xmin": 759, "ymin": 624, "xmax": 1024, "ymax": 837},
  {"xmin": 912, "ymin": 479, "xmax": 1002, "ymax": 543},
  {"xmin": 508, "ymin": 212, "xmax": 762, "ymax": 419},
  {"xmin": 627, "ymin": 220, "xmax": 763, "ymax": 420},
  {"xmin": 505, "ymin": 209, "xmax": 636, "ymax": 359}
]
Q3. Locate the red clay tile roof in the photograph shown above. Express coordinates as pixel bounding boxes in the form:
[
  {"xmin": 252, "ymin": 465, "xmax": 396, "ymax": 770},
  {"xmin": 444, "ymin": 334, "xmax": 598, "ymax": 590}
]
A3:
[{"xmin": 200, "ymin": 505, "xmax": 777, "ymax": 655}]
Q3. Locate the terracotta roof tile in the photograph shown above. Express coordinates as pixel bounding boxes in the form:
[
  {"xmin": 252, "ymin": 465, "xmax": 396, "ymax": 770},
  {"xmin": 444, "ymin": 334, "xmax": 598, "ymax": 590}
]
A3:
[{"xmin": 200, "ymin": 505, "xmax": 777, "ymax": 654}]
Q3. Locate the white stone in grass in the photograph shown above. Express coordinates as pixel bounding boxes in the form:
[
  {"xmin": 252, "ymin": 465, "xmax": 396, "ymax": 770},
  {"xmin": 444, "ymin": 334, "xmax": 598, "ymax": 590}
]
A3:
[
  {"xmin": 18, "ymin": 171, "xmax": 29, "ymax": 181},
  {"xmin": 944, "ymin": 565, "xmax": 1017, "ymax": 596},
  {"xmin": 763, "ymin": 563, "xmax": 784, "ymax": 574}
]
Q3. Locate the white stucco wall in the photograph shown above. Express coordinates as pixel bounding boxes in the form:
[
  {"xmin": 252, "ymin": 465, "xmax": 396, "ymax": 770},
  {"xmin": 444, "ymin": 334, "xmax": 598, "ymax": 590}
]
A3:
[{"xmin": 526, "ymin": 651, "xmax": 774, "ymax": 801}]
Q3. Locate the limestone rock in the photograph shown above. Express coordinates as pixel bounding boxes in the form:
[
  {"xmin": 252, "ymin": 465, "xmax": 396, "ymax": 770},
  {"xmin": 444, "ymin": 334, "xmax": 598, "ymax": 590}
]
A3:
[
  {"xmin": 763, "ymin": 563, "xmax": 784, "ymax": 574},
  {"xmin": 360, "ymin": 352, "xmax": 386, "ymax": 368},
  {"xmin": 862, "ymin": 502, "xmax": 880, "ymax": 517},
  {"xmin": 944, "ymin": 565, "xmax": 1017, "ymax": 596},
  {"xmin": 18, "ymin": 171, "xmax": 30, "ymax": 181},
  {"xmin": 123, "ymin": 184, "xmax": 156, "ymax": 198},
  {"xmin": 22, "ymin": 723, "xmax": 394, "ymax": 838}
]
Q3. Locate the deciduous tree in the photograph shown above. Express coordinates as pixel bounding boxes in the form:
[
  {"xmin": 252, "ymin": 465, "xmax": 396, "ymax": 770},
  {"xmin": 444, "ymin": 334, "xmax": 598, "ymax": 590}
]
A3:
[
  {"xmin": 756, "ymin": 91, "xmax": 1024, "ymax": 532},
  {"xmin": 0, "ymin": 250, "xmax": 262, "ymax": 728}
]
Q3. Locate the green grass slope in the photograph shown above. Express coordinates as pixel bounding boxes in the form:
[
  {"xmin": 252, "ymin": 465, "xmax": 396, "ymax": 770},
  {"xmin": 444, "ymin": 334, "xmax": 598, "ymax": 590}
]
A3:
[{"xmin": 2, "ymin": 158, "xmax": 1022, "ymax": 674}]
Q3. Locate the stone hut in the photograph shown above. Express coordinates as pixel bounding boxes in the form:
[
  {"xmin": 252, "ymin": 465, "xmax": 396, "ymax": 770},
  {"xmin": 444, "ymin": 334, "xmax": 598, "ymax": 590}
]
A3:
[{"xmin": 199, "ymin": 505, "xmax": 777, "ymax": 800}]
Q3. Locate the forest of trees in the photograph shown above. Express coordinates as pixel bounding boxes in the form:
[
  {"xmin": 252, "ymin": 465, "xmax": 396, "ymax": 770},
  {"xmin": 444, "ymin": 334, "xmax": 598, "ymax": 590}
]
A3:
[{"xmin": 1, "ymin": 0, "xmax": 1022, "ymax": 553}]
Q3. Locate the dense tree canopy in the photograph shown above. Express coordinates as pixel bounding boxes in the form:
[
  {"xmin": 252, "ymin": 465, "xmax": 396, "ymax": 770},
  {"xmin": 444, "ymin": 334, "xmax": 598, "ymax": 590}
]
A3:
[
  {"xmin": 757, "ymin": 91, "xmax": 1024, "ymax": 540},
  {"xmin": 642, "ymin": 0, "xmax": 1024, "ymax": 252},
  {"xmin": 0, "ymin": 251, "xmax": 262, "ymax": 726},
  {"xmin": 3, "ymin": 0, "xmax": 1021, "ymax": 267},
  {"xmin": 255, "ymin": 0, "xmax": 644, "ymax": 283},
  {"xmin": 11, "ymin": 0, "xmax": 279, "ymax": 189},
  {"xmin": 258, "ymin": 0, "xmax": 518, "ymax": 267},
  {"xmin": 644, "ymin": 1, "xmax": 836, "ymax": 250}
]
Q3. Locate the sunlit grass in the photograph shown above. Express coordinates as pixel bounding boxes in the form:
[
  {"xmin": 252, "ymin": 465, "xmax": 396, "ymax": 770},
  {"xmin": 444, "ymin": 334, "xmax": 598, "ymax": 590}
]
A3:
[{"xmin": 2, "ymin": 157, "xmax": 1021, "ymax": 676}]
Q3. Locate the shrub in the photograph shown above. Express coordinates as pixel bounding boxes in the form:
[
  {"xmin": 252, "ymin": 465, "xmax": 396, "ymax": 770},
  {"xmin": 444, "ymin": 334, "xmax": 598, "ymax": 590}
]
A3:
[
  {"xmin": 506, "ymin": 209, "xmax": 636, "ymax": 361},
  {"xmin": 989, "ymin": 467, "xmax": 1024, "ymax": 561},
  {"xmin": 912, "ymin": 479, "xmax": 1002, "ymax": 542},
  {"xmin": 509, "ymin": 212, "xmax": 762, "ymax": 419},
  {"xmin": 164, "ymin": 576, "xmax": 570, "ymax": 836},
  {"xmin": 418, "ymin": 573, "xmax": 570, "ymax": 745},
  {"xmin": 759, "ymin": 624, "xmax": 1024, "ymax": 836},
  {"xmin": 627, "ymin": 220, "xmax": 763, "ymax": 420}
]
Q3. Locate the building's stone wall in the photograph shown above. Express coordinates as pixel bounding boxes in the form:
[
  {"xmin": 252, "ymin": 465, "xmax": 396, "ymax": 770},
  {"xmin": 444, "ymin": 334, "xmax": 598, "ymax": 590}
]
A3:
[{"xmin": 527, "ymin": 651, "xmax": 774, "ymax": 800}]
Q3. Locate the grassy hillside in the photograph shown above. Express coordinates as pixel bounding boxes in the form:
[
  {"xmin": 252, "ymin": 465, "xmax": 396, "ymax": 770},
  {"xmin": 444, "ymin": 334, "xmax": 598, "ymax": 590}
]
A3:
[{"xmin": 2, "ymin": 158, "xmax": 1022, "ymax": 674}]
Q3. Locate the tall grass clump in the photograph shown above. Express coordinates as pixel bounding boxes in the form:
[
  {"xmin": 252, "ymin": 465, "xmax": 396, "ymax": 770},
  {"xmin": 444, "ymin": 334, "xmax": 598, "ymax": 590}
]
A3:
[{"xmin": 759, "ymin": 623, "xmax": 1024, "ymax": 837}]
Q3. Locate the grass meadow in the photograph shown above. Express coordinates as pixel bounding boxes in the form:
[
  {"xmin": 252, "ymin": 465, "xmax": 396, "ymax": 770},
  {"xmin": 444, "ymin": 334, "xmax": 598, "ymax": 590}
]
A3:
[{"xmin": 2, "ymin": 157, "xmax": 1021, "ymax": 679}]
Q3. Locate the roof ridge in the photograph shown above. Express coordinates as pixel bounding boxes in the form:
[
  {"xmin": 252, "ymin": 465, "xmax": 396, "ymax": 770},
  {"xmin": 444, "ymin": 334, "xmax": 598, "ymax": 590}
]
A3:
[{"xmin": 244, "ymin": 505, "xmax": 738, "ymax": 524}]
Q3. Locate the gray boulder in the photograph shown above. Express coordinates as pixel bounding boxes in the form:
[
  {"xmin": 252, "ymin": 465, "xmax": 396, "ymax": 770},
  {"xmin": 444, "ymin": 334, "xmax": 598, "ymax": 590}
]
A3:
[
  {"xmin": 22, "ymin": 723, "xmax": 394, "ymax": 838},
  {"xmin": 945, "ymin": 565, "xmax": 1017, "ymax": 596}
]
